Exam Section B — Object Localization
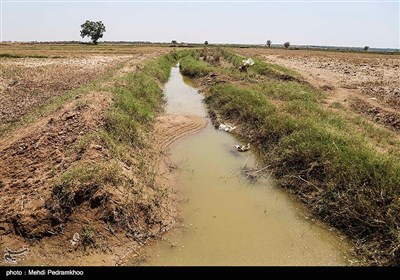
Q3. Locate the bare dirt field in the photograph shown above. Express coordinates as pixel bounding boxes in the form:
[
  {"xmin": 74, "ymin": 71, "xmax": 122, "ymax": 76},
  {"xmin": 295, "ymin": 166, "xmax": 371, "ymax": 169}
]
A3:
[
  {"xmin": 0, "ymin": 56, "xmax": 127, "ymax": 132},
  {"xmin": 0, "ymin": 45, "xmax": 170, "ymax": 135},
  {"xmin": 235, "ymin": 48, "xmax": 400, "ymax": 132}
]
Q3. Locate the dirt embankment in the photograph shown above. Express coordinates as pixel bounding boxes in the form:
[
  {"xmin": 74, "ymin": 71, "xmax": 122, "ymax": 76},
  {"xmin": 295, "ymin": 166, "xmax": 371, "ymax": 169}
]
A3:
[
  {"xmin": 0, "ymin": 91, "xmax": 114, "ymax": 264},
  {"xmin": 235, "ymin": 48, "xmax": 400, "ymax": 133},
  {"xmin": 0, "ymin": 111, "xmax": 206, "ymax": 266},
  {"xmin": 0, "ymin": 47, "xmax": 209, "ymax": 266},
  {"xmin": 178, "ymin": 48, "xmax": 400, "ymax": 265}
]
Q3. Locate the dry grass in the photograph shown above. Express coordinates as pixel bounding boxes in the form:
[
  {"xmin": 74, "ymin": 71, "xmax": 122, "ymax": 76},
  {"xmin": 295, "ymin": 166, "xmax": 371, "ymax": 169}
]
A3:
[{"xmin": 0, "ymin": 55, "xmax": 129, "ymax": 135}]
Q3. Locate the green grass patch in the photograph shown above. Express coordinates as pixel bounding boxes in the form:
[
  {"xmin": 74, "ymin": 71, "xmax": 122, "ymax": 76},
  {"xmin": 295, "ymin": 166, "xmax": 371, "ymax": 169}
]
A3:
[
  {"xmin": 214, "ymin": 48, "xmax": 243, "ymax": 67},
  {"xmin": 254, "ymin": 81, "xmax": 325, "ymax": 102},
  {"xmin": 179, "ymin": 55, "xmax": 211, "ymax": 78},
  {"xmin": 142, "ymin": 54, "xmax": 176, "ymax": 83},
  {"xmin": 252, "ymin": 58, "xmax": 301, "ymax": 79},
  {"xmin": 0, "ymin": 53, "xmax": 59, "ymax": 59},
  {"xmin": 56, "ymin": 162, "xmax": 124, "ymax": 189},
  {"xmin": 214, "ymin": 48, "xmax": 302, "ymax": 80},
  {"xmin": 104, "ymin": 54, "xmax": 176, "ymax": 147}
]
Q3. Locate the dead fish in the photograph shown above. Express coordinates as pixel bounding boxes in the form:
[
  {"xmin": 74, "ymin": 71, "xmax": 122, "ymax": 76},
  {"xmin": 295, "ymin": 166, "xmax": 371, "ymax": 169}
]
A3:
[
  {"xmin": 218, "ymin": 124, "xmax": 236, "ymax": 133},
  {"xmin": 235, "ymin": 143, "xmax": 250, "ymax": 152}
]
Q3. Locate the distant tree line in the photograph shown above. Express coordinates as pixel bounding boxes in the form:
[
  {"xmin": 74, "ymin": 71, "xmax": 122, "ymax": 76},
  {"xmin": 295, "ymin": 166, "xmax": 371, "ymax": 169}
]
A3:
[
  {"xmin": 266, "ymin": 40, "xmax": 290, "ymax": 49},
  {"xmin": 76, "ymin": 22, "xmax": 373, "ymax": 52}
]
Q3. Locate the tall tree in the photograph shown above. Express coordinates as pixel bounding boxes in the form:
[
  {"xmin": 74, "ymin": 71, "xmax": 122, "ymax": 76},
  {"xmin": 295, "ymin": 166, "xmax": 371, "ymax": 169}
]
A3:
[
  {"xmin": 80, "ymin": 20, "xmax": 106, "ymax": 45},
  {"xmin": 266, "ymin": 40, "xmax": 271, "ymax": 47}
]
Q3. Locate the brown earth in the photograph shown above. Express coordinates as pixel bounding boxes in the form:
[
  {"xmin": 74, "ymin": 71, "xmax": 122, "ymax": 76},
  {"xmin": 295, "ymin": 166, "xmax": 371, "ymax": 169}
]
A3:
[
  {"xmin": 152, "ymin": 115, "xmax": 207, "ymax": 153},
  {"xmin": 0, "ymin": 45, "xmax": 171, "ymax": 134},
  {"xmin": 0, "ymin": 112, "xmax": 207, "ymax": 266},
  {"xmin": 0, "ymin": 56, "xmax": 129, "ymax": 134},
  {"xmin": 0, "ymin": 45, "xmax": 209, "ymax": 266},
  {"xmin": 234, "ymin": 48, "xmax": 400, "ymax": 133}
]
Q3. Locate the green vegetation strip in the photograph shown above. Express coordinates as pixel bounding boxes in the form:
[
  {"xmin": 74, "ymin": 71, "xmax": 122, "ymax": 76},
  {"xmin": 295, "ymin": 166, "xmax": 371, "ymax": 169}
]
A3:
[
  {"xmin": 50, "ymin": 53, "xmax": 179, "ymax": 238},
  {"xmin": 104, "ymin": 53, "xmax": 176, "ymax": 147},
  {"xmin": 179, "ymin": 48, "xmax": 400, "ymax": 265},
  {"xmin": 64, "ymin": 53, "xmax": 179, "ymax": 187},
  {"xmin": 0, "ymin": 53, "xmax": 58, "ymax": 58}
]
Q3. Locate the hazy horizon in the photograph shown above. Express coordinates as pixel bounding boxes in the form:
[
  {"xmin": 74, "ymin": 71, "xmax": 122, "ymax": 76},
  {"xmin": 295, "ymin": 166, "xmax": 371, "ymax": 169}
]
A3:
[{"xmin": 1, "ymin": 0, "xmax": 399, "ymax": 49}]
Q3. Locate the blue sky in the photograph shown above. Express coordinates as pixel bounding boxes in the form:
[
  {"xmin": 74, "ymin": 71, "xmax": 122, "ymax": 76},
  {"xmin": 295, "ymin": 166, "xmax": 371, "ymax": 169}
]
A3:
[{"xmin": 1, "ymin": 0, "xmax": 399, "ymax": 48}]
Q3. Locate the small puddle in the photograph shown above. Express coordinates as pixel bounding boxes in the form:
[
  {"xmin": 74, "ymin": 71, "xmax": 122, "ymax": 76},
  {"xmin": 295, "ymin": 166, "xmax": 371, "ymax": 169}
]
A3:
[{"xmin": 141, "ymin": 64, "xmax": 353, "ymax": 266}]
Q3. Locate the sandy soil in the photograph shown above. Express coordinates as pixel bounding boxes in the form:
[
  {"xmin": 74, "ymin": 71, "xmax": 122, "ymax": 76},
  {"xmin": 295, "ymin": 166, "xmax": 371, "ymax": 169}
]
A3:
[
  {"xmin": 153, "ymin": 115, "xmax": 208, "ymax": 152},
  {"xmin": 235, "ymin": 48, "xmax": 400, "ymax": 132}
]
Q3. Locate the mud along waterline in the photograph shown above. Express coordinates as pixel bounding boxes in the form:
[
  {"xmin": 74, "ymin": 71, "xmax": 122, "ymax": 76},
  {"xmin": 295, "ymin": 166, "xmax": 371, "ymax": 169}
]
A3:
[{"xmin": 139, "ymin": 65, "xmax": 354, "ymax": 266}]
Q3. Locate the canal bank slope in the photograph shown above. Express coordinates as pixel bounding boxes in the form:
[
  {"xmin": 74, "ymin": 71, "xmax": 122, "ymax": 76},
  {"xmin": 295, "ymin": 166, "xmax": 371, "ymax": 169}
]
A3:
[{"xmin": 178, "ymin": 48, "xmax": 400, "ymax": 265}]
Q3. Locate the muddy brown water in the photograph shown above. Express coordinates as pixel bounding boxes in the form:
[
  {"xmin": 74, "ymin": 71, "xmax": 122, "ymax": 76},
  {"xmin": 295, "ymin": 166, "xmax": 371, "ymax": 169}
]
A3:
[{"xmin": 141, "ymin": 64, "xmax": 354, "ymax": 266}]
